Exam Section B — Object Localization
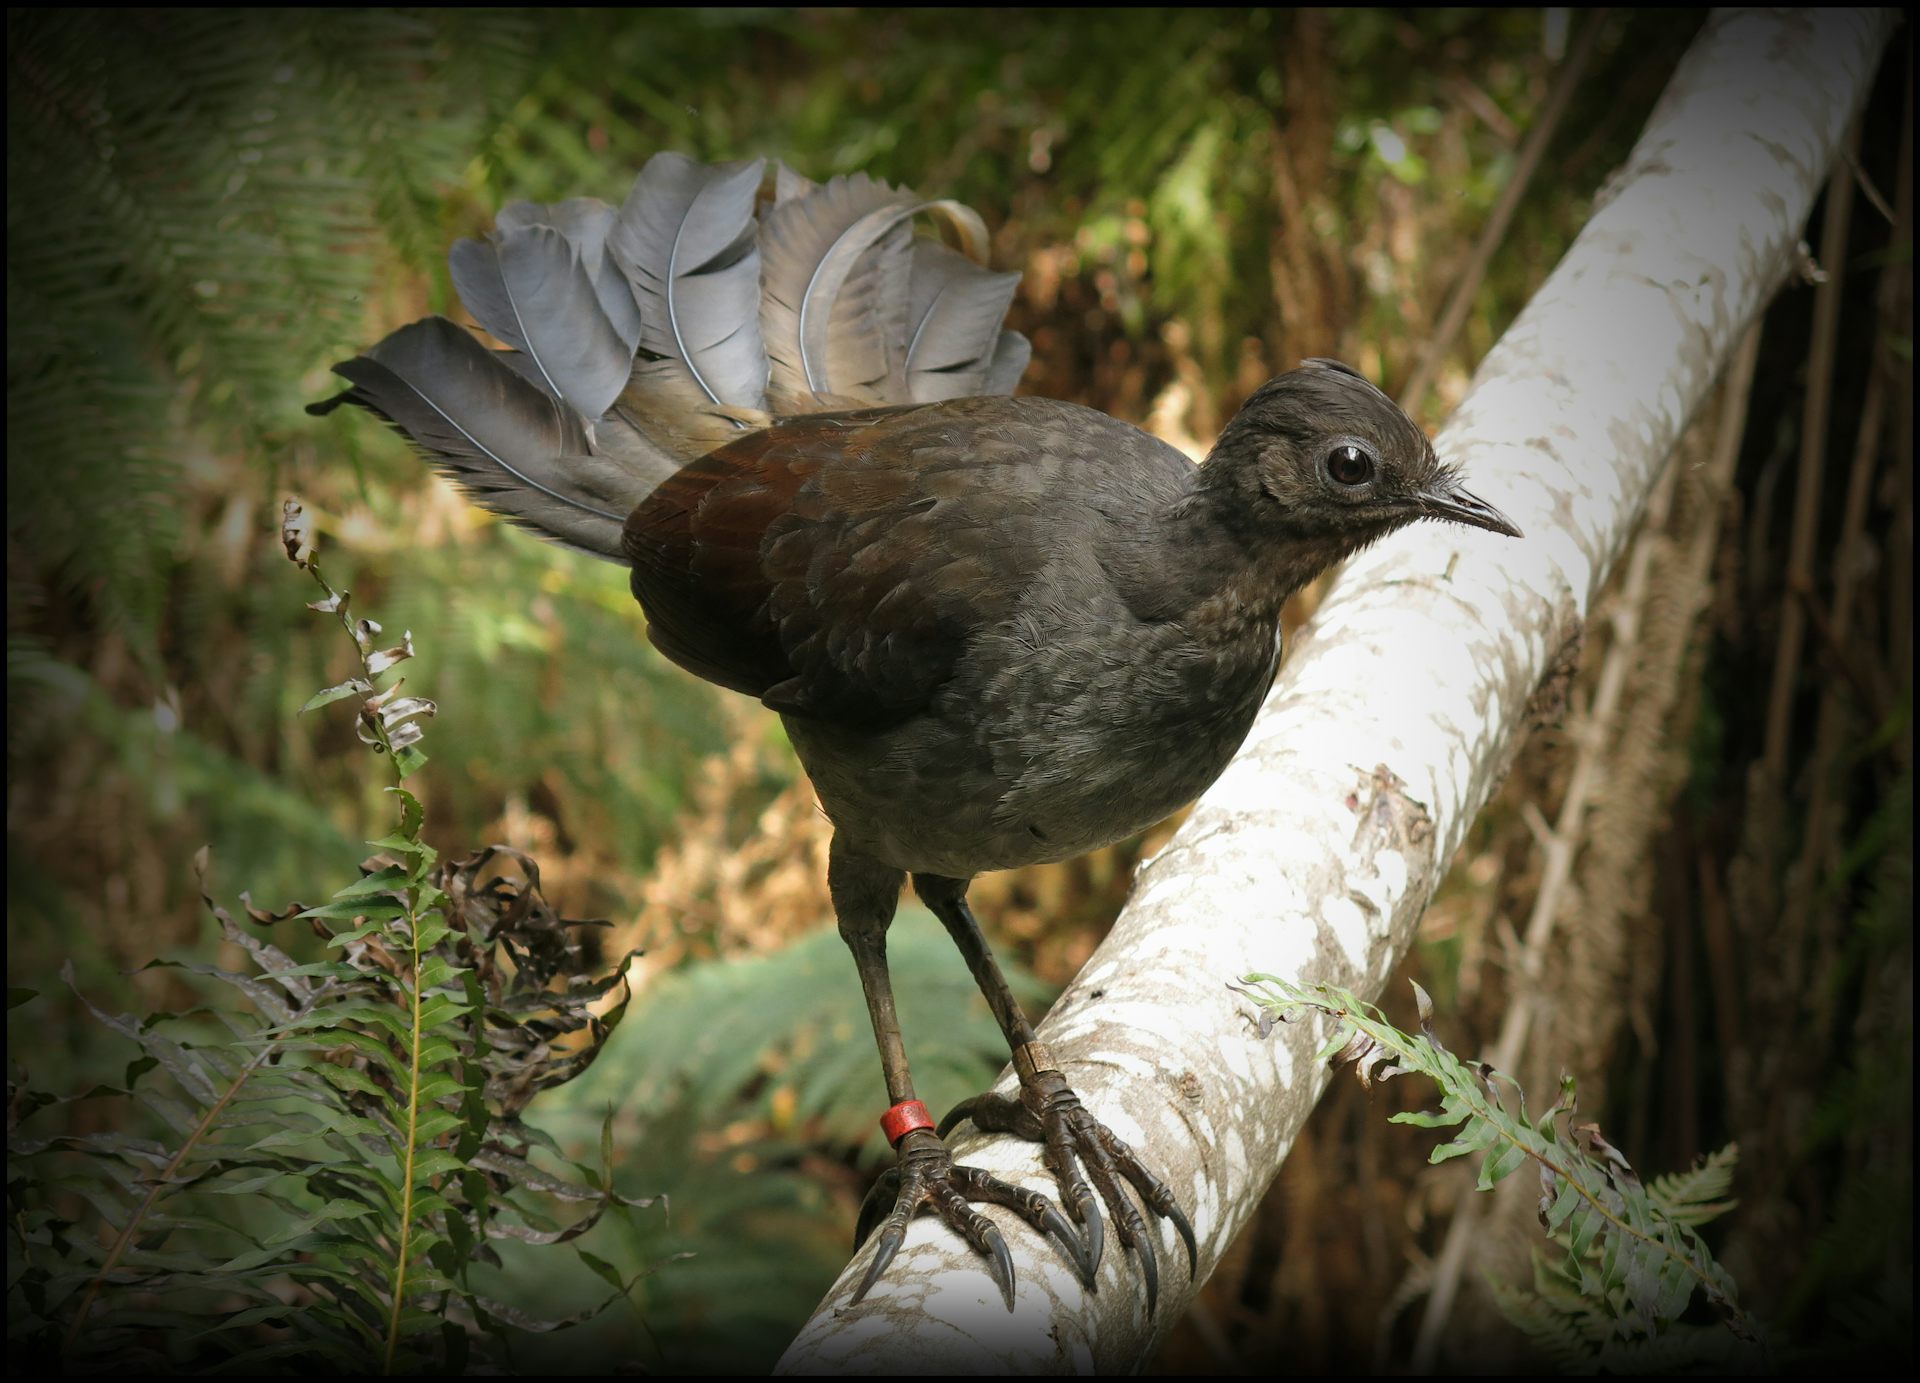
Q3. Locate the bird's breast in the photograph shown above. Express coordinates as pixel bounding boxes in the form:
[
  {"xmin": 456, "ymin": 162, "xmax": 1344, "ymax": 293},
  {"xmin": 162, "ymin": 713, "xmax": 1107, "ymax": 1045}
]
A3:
[{"xmin": 787, "ymin": 611, "xmax": 1280, "ymax": 877}]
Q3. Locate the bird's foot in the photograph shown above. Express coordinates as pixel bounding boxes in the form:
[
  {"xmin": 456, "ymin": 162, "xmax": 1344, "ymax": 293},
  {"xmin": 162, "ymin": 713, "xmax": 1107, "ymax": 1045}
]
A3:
[
  {"xmin": 940, "ymin": 1064, "xmax": 1197, "ymax": 1314},
  {"xmin": 851, "ymin": 1127, "xmax": 1091, "ymax": 1309}
]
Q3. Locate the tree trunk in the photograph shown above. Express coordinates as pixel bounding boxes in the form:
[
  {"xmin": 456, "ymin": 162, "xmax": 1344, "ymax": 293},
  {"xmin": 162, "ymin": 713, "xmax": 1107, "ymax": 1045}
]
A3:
[{"xmin": 778, "ymin": 9, "xmax": 1896, "ymax": 1373}]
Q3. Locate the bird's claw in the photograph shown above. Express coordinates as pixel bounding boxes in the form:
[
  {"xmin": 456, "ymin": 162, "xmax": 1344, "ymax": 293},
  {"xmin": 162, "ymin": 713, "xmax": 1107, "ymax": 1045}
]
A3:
[
  {"xmin": 940, "ymin": 1070, "xmax": 1197, "ymax": 1313},
  {"xmin": 850, "ymin": 1128, "xmax": 1089, "ymax": 1310}
]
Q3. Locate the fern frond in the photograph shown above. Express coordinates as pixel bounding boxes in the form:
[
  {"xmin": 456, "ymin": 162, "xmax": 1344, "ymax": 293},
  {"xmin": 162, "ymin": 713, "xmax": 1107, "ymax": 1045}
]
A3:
[
  {"xmin": 1239, "ymin": 978, "xmax": 1761, "ymax": 1359},
  {"xmin": 1647, "ymin": 1144, "xmax": 1739, "ymax": 1226}
]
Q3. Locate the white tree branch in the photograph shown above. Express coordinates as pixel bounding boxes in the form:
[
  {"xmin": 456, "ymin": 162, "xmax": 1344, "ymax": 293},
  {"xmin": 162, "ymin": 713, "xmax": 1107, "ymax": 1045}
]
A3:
[{"xmin": 778, "ymin": 9, "xmax": 1895, "ymax": 1373}]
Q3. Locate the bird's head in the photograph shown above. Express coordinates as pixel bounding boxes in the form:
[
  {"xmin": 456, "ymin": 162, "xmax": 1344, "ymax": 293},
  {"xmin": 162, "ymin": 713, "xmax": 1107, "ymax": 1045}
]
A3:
[{"xmin": 1202, "ymin": 359, "xmax": 1520, "ymax": 559}]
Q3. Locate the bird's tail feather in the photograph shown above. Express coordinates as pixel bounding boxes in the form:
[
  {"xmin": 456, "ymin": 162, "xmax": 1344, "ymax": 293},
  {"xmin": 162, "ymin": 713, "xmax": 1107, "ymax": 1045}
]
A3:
[{"xmin": 309, "ymin": 154, "xmax": 1027, "ymax": 562}]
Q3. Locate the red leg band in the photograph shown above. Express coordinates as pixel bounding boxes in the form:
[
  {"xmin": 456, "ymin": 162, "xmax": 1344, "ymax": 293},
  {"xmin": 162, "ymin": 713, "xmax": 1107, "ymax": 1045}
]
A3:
[{"xmin": 879, "ymin": 1099, "xmax": 935, "ymax": 1145}]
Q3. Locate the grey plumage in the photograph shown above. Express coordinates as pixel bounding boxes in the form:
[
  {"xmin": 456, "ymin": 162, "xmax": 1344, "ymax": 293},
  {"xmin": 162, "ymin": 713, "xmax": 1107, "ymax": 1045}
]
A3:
[
  {"xmin": 980, "ymin": 329, "xmax": 1032, "ymax": 398},
  {"xmin": 904, "ymin": 239, "xmax": 1022, "ymax": 402},
  {"xmin": 309, "ymin": 317, "xmax": 630, "ymax": 559},
  {"xmin": 609, "ymin": 153, "xmax": 769, "ymax": 412},
  {"xmin": 450, "ymin": 222, "xmax": 634, "ymax": 420},
  {"xmin": 494, "ymin": 197, "xmax": 646, "ymax": 351},
  {"xmin": 758, "ymin": 167, "xmax": 1012, "ymax": 406},
  {"xmin": 311, "ymin": 154, "xmax": 1029, "ymax": 562},
  {"xmin": 758, "ymin": 169, "xmax": 918, "ymax": 402}
]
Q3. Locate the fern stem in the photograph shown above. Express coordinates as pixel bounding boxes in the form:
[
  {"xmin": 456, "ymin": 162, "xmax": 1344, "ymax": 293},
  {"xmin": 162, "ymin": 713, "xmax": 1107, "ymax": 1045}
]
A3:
[
  {"xmin": 1262, "ymin": 984, "xmax": 1752, "ymax": 1335},
  {"xmin": 1506, "ymin": 1121, "xmax": 1729, "ymax": 1310},
  {"xmin": 1360, "ymin": 1001, "xmax": 1734, "ymax": 1310},
  {"xmin": 62, "ymin": 1039, "xmax": 277, "ymax": 1355},
  {"xmin": 300, "ymin": 533, "xmax": 430, "ymax": 1372},
  {"xmin": 381, "ymin": 894, "xmax": 428, "ymax": 1375}
]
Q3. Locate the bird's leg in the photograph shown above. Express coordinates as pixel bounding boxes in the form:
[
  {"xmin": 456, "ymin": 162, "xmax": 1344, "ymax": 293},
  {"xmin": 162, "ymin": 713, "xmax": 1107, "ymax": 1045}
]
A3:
[
  {"xmin": 831, "ymin": 841, "xmax": 1088, "ymax": 1309},
  {"xmin": 915, "ymin": 873, "xmax": 1197, "ymax": 1313}
]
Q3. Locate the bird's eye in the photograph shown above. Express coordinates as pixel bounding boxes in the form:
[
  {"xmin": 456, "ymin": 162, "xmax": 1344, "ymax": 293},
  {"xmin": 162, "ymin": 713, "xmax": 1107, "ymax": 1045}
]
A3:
[{"xmin": 1324, "ymin": 442, "xmax": 1376, "ymax": 488}]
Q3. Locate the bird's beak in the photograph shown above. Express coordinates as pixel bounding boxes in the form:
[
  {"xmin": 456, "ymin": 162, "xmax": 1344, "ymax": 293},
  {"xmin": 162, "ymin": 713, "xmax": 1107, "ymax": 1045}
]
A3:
[{"xmin": 1416, "ymin": 479, "xmax": 1523, "ymax": 538}]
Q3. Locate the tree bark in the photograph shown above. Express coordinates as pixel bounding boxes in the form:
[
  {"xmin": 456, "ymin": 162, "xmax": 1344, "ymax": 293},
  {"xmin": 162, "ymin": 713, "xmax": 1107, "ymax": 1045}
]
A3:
[{"xmin": 778, "ymin": 9, "xmax": 1896, "ymax": 1373}]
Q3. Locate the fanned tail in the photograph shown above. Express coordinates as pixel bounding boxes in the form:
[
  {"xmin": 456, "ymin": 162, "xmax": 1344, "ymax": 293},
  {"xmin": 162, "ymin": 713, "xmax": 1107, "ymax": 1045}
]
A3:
[{"xmin": 309, "ymin": 153, "xmax": 1028, "ymax": 562}]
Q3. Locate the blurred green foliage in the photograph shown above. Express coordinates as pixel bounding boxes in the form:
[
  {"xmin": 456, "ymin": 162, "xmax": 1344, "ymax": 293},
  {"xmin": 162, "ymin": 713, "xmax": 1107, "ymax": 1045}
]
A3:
[{"xmin": 572, "ymin": 918, "xmax": 1053, "ymax": 1164}]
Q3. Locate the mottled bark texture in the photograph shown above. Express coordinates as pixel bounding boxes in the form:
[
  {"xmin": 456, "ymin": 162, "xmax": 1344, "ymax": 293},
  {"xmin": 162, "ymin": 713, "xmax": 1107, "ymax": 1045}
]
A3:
[{"xmin": 779, "ymin": 9, "xmax": 1895, "ymax": 1373}]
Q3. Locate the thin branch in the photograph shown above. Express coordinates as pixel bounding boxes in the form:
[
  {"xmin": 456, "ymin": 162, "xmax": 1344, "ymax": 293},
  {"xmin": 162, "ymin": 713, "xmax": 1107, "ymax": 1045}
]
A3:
[
  {"xmin": 1889, "ymin": 54, "xmax": 1915, "ymax": 741},
  {"xmin": 1411, "ymin": 321, "xmax": 1761, "ymax": 1370},
  {"xmin": 1791, "ymin": 580, "xmax": 1895, "ymax": 728},
  {"xmin": 1844, "ymin": 147, "xmax": 1897, "ymax": 226},
  {"xmin": 1413, "ymin": 394, "xmax": 1665, "ymax": 1366},
  {"xmin": 1396, "ymin": 11, "xmax": 1609, "ymax": 412},
  {"xmin": 1762, "ymin": 129, "xmax": 1860, "ymax": 781}
]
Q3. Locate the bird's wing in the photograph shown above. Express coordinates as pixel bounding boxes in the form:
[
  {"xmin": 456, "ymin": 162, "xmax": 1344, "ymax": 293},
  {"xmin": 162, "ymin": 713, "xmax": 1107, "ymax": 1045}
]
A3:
[{"xmin": 623, "ymin": 396, "xmax": 1095, "ymax": 727}]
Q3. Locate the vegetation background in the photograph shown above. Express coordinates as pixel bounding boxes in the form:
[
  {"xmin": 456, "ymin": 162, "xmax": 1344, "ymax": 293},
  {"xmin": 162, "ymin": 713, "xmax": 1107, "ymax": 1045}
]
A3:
[{"xmin": 8, "ymin": 8, "xmax": 1910, "ymax": 1372}]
